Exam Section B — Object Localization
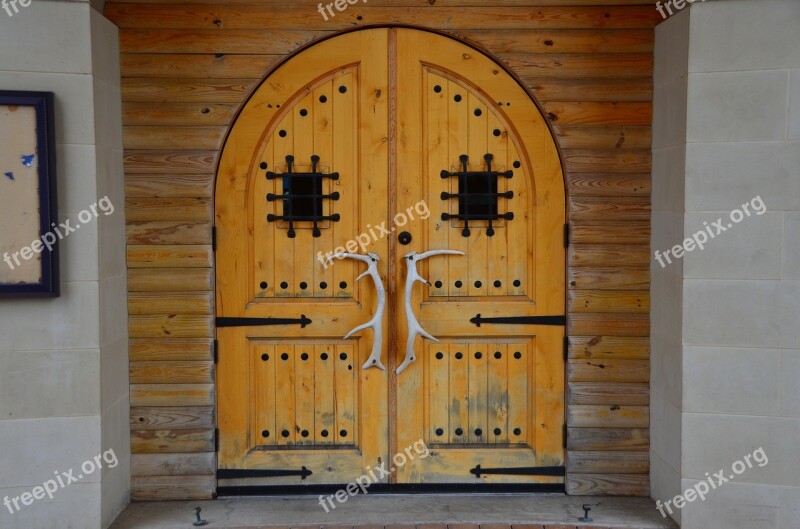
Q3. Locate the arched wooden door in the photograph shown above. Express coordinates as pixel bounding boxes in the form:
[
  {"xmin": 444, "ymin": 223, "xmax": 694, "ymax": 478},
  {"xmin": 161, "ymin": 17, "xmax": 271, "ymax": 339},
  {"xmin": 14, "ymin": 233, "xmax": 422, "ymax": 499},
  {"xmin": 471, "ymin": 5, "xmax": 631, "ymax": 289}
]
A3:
[{"xmin": 216, "ymin": 28, "xmax": 566, "ymax": 488}]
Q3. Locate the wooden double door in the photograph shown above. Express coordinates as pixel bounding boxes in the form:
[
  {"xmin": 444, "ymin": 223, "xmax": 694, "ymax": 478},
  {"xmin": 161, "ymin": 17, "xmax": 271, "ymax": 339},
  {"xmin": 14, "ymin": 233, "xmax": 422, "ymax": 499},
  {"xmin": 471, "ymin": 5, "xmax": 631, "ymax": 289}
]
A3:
[{"xmin": 216, "ymin": 28, "xmax": 566, "ymax": 488}]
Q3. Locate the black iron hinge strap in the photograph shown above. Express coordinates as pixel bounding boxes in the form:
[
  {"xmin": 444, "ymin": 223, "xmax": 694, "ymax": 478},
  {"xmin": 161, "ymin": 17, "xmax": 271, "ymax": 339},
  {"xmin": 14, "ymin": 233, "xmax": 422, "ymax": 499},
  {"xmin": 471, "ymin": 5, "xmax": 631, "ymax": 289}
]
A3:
[
  {"xmin": 470, "ymin": 465, "xmax": 565, "ymax": 477},
  {"xmin": 216, "ymin": 315, "xmax": 311, "ymax": 328},
  {"xmin": 217, "ymin": 467, "xmax": 312, "ymax": 480},
  {"xmin": 470, "ymin": 314, "xmax": 566, "ymax": 327}
]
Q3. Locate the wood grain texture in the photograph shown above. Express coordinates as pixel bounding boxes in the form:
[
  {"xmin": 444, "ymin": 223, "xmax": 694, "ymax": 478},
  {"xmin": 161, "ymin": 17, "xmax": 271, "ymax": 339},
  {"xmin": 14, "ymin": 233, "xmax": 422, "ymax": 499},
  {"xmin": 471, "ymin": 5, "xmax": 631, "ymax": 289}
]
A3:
[
  {"xmin": 112, "ymin": 0, "xmax": 652, "ymax": 499},
  {"xmin": 126, "ymin": 174, "xmax": 214, "ymax": 198},
  {"xmin": 131, "ymin": 475, "xmax": 215, "ymax": 501},
  {"xmin": 106, "ymin": 6, "xmax": 661, "ymax": 30},
  {"xmin": 129, "ymin": 315, "xmax": 214, "ymax": 338},
  {"xmin": 569, "ymin": 336, "xmax": 649, "ymax": 360},
  {"xmin": 567, "ymin": 405, "xmax": 649, "ymax": 428},
  {"xmin": 131, "ymin": 384, "xmax": 215, "ymax": 406},
  {"xmin": 126, "ymin": 198, "xmax": 212, "ymax": 221},
  {"xmin": 130, "ymin": 338, "xmax": 214, "ymax": 361},
  {"xmin": 130, "ymin": 360, "xmax": 213, "ymax": 383},
  {"xmin": 131, "ymin": 428, "xmax": 215, "ymax": 453},
  {"xmin": 132, "ymin": 452, "xmax": 216, "ymax": 476},
  {"xmin": 567, "ymin": 427, "xmax": 649, "ymax": 451},
  {"xmin": 127, "ymin": 245, "xmax": 213, "ymax": 268},
  {"xmin": 568, "ymin": 382, "xmax": 649, "ymax": 405},
  {"xmin": 131, "ymin": 406, "xmax": 214, "ymax": 430},
  {"xmin": 128, "ymin": 268, "xmax": 213, "ymax": 292},
  {"xmin": 568, "ymin": 359, "xmax": 650, "ymax": 382},
  {"xmin": 567, "ymin": 473, "xmax": 650, "ymax": 496},
  {"xmin": 122, "ymin": 78, "xmax": 259, "ymax": 102},
  {"xmin": 568, "ymin": 451, "xmax": 649, "ymax": 474}
]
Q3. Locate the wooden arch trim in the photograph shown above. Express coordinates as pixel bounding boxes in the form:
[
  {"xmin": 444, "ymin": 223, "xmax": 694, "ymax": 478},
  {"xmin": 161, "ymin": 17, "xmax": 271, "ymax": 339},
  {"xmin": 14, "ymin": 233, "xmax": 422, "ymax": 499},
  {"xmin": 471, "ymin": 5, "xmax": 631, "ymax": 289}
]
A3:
[{"xmin": 213, "ymin": 24, "xmax": 567, "ymax": 196}]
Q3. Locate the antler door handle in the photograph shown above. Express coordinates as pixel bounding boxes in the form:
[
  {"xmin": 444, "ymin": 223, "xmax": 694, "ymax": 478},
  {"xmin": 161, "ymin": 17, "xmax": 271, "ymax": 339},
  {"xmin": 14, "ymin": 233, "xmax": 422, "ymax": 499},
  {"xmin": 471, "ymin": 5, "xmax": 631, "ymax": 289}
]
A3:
[
  {"xmin": 332, "ymin": 252, "xmax": 386, "ymax": 370},
  {"xmin": 397, "ymin": 250, "xmax": 465, "ymax": 375}
]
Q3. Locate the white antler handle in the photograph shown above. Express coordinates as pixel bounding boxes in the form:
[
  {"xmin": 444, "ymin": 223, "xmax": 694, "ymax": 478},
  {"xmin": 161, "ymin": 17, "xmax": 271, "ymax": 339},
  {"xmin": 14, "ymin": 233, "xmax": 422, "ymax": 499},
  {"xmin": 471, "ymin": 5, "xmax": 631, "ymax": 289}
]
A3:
[
  {"xmin": 331, "ymin": 252, "xmax": 386, "ymax": 371},
  {"xmin": 396, "ymin": 250, "xmax": 465, "ymax": 375}
]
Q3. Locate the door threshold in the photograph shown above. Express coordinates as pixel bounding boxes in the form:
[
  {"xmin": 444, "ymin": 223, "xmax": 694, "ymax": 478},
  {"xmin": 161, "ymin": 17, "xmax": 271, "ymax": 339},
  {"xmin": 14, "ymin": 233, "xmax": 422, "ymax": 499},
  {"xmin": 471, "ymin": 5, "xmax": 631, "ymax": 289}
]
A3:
[
  {"xmin": 218, "ymin": 483, "xmax": 565, "ymax": 496},
  {"xmin": 110, "ymin": 494, "xmax": 678, "ymax": 529}
]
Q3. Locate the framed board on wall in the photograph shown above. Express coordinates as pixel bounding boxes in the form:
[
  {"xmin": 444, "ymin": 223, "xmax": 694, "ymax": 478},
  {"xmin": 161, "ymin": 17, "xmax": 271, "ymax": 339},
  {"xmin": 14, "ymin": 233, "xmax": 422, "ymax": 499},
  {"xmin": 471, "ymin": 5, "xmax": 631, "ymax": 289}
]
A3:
[{"xmin": 0, "ymin": 91, "xmax": 59, "ymax": 298}]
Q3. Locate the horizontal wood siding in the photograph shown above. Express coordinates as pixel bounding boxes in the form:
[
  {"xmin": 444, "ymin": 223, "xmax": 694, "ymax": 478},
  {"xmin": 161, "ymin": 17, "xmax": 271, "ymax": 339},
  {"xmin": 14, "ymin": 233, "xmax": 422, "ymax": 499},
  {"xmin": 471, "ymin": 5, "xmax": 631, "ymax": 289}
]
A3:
[{"xmin": 107, "ymin": 0, "xmax": 655, "ymax": 498}]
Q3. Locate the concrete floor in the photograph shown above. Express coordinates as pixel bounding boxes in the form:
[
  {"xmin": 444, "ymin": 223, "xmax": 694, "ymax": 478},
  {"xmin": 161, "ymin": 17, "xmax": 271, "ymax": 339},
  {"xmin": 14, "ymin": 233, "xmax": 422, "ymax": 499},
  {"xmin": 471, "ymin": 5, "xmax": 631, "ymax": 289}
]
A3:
[{"xmin": 109, "ymin": 494, "xmax": 679, "ymax": 529}]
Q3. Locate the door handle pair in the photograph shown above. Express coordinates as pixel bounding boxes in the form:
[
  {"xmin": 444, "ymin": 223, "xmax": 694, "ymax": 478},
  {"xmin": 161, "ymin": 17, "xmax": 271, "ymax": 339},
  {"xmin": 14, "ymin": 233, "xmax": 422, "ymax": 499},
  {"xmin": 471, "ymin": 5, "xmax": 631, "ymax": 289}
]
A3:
[{"xmin": 333, "ymin": 250, "xmax": 464, "ymax": 374}]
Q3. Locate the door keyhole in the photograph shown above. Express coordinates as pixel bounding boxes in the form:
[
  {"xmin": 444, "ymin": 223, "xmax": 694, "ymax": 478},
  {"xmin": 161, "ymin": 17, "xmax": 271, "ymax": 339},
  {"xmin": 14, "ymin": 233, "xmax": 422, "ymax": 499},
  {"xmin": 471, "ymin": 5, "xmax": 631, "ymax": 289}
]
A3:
[{"xmin": 398, "ymin": 231, "xmax": 412, "ymax": 245}]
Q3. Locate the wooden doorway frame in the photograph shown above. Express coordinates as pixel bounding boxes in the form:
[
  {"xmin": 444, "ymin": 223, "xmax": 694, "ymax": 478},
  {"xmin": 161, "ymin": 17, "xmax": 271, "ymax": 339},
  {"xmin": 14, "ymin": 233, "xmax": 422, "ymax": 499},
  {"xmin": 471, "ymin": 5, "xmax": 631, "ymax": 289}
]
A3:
[
  {"xmin": 213, "ymin": 25, "xmax": 568, "ymax": 492},
  {"xmin": 118, "ymin": 3, "xmax": 654, "ymax": 497}
]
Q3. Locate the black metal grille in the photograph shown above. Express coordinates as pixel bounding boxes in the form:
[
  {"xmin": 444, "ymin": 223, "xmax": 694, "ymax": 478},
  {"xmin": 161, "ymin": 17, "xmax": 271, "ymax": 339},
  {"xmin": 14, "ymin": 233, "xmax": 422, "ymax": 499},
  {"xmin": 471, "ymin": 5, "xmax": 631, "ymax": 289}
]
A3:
[
  {"xmin": 441, "ymin": 154, "xmax": 514, "ymax": 237},
  {"xmin": 266, "ymin": 155, "xmax": 340, "ymax": 238}
]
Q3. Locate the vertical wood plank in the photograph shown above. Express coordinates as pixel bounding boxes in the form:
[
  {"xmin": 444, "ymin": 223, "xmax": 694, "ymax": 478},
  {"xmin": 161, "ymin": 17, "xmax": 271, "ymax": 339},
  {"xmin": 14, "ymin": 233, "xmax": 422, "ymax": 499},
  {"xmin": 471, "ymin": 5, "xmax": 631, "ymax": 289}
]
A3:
[
  {"xmin": 488, "ymin": 343, "xmax": 509, "ymax": 444},
  {"xmin": 332, "ymin": 71, "xmax": 356, "ymax": 299},
  {"xmin": 447, "ymin": 80, "xmax": 470, "ymax": 297},
  {"xmin": 275, "ymin": 344, "xmax": 296, "ymax": 446},
  {"xmin": 506, "ymin": 142, "xmax": 528, "ymax": 297},
  {"xmin": 448, "ymin": 343, "xmax": 469, "ymax": 444},
  {"xmin": 428, "ymin": 342, "xmax": 450, "ymax": 444},
  {"xmin": 426, "ymin": 71, "xmax": 451, "ymax": 298},
  {"xmin": 334, "ymin": 343, "xmax": 356, "ymax": 445},
  {"xmin": 313, "ymin": 81, "xmax": 334, "ymax": 297},
  {"xmin": 254, "ymin": 136, "xmax": 276, "ymax": 298},
  {"xmin": 467, "ymin": 92, "xmax": 489, "ymax": 298},
  {"xmin": 253, "ymin": 343, "xmax": 275, "ymax": 447},
  {"xmin": 314, "ymin": 344, "xmax": 335, "ymax": 445},
  {"xmin": 273, "ymin": 112, "xmax": 296, "ymax": 299},
  {"xmin": 487, "ymin": 111, "xmax": 509, "ymax": 297},
  {"xmin": 508, "ymin": 341, "xmax": 529, "ymax": 445},
  {"xmin": 468, "ymin": 343, "xmax": 488, "ymax": 444},
  {"xmin": 294, "ymin": 343, "xmax": 315, "ymax": 445},
  {"xmin": 293, "ymin": 92, "xmax": 316, "ymax": 298}
]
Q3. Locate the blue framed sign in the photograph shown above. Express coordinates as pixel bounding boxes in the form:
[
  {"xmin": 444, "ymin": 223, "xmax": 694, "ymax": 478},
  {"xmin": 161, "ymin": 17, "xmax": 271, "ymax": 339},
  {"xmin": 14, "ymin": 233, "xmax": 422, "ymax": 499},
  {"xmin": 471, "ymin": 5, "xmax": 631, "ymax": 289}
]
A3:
[{"xmin": 0, "ymin": 91, "xmax": 59, "ymax": 297}]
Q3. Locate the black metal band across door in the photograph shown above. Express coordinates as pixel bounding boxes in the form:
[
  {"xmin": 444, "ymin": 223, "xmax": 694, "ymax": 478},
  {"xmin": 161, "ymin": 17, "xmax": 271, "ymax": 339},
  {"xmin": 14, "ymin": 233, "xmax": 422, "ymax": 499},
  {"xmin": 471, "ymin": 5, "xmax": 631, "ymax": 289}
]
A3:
[
  {"xmin": 217, "ymin": 467, "xmax": 312, "ymax": 480},
  {"xmin": 216, "ymin": 315, "xmax": 312, "ymax": 328},
  {"xmin": 470, "ymin": 314, "xmax": 566, "ymax": 327},
  {"xmin": 470, "ymin": 465, "xmax": 565, "ymax": 477}
]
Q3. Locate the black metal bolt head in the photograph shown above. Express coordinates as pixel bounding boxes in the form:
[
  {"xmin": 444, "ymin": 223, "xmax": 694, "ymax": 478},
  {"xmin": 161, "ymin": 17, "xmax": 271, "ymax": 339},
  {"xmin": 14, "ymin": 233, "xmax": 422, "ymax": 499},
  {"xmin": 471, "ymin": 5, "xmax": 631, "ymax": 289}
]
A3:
[
  {"xmin": 193, "ymin": 506, "xmax": 208, "ymax": 526},
  {"xmin": 579, "ymin": 504, "xmax": 593, "ymax": 523}
]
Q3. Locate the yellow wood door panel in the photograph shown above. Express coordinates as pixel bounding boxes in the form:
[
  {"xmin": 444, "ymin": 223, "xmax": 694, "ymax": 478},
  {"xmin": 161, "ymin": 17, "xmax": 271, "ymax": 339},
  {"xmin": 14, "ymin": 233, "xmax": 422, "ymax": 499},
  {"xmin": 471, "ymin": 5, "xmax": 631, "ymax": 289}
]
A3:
[
  {"xmin": 393, "ymin": 29, "xmax": 566, "ymax": 484},
  {"xmin": 216, "ymin": 29, "xmax": 390, "ymax": 486},
  {"xmin": 216, "ymin": 28, "xmax": 564, "ymax": 487}
]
